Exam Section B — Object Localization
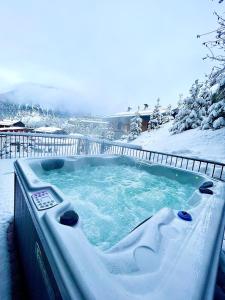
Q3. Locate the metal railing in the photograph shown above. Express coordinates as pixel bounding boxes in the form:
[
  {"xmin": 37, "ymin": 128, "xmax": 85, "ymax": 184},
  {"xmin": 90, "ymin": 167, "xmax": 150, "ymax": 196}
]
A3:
[{"xmin": 0, "ymin": 132, "xmax": 224, "ymax": 181}]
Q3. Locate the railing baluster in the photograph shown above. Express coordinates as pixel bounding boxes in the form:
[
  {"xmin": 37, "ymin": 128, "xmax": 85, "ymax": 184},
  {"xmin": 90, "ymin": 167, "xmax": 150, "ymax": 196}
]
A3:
[
  {"xmin": 212, "ymin": 164, "xmax": 216, "ymax": 178},
  {"xmin": 205, "ymin": 162, "xmax": 208, "ymax": 174},
  {"xmin": 165, "ymin": 155, "xmax": 168, "ymax": 164},
  {"xmin": 220, "ymin": 166, "xmax": 224, "ymax": 180},
  {"xmin": 186, "ymin": 159, "xmax": 189, "ymax": 170},
  {"xmin": 180, "ymin": 158, "xmax": 183, "ymax": 168},
  {"xmin": 153, "ymin": 153, "xmax": 155, "ymax": 162}
]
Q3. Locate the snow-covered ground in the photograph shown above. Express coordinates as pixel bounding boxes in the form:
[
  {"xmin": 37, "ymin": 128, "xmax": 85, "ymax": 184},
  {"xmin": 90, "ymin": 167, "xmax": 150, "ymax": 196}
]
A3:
[
  {"xmin": 0, "ymin": 160, "xmax": 14, "ymax": 299},
  {"xmin": 132, "ymin": 121, "xmax": 225, "ymax": 163}
]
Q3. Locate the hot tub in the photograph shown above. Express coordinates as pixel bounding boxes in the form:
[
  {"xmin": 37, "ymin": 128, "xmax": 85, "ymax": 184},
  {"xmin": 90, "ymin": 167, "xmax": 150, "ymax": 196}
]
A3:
[{"xmin": 14, "ymin": 155, "xmax": 225, "ymax": 300}]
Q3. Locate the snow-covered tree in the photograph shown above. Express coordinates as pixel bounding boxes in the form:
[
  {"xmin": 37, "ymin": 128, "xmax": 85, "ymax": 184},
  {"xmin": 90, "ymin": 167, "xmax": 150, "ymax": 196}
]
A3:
[
  {"xmin": 166, "ymin": 104, "xmax": 172, "ymax": 116},
  {"xmin": 202, "ymin": 100, "xmax": 225, "ymax": 129},
  {"xmin": 170, "ymin": 80, "xmax": 206, "ymax": 133},
  {"xmin": 170, "ymin": 1, "xmax": 225, "ymax": 133},
  {"xmin": 128, "ymin": 114, "xmax": 142, "ymax": 141},
  {"xmin": 201, "ymin": 69, "xmax": 225, "ymax": 129},
  {"xmin": 177, "ymin": 94, "xmax": 184, "ymax": 108},
  {"xmin": 104, "ymin": 125, "xmax": 115, "ymax": 140},
  {"xmin": 161, "ymin": 104, "xmax": 172, "ymax": 124},
  {"xmin": 148, "ymin": 98, "xmax": 162, "ymax": 130}
]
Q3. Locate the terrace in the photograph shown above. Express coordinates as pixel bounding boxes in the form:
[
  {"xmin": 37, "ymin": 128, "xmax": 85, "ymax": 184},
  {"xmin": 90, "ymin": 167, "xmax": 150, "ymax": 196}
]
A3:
[{"xmin": 0, "ymin": 131, "xmax": 225, "ymax": 299}]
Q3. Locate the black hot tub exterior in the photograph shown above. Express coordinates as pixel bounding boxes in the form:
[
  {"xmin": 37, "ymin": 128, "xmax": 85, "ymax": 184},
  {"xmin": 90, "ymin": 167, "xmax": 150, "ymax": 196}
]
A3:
[{"xmin": 14, "ymin": 173, "xmax": 62, "ymax": 300}]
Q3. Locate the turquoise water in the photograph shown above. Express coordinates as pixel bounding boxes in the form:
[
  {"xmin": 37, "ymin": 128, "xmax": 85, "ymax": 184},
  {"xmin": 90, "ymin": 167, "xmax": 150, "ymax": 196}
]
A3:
[{"xmin": 37, "ymin": 163, "xmax": 197, "ymax": 250}]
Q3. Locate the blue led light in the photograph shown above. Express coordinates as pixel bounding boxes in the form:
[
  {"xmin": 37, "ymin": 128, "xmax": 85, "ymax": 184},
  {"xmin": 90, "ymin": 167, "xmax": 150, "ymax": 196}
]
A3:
[{"xmin": 177, "ymin": 211, "xmax": 192, "ymax": 221}]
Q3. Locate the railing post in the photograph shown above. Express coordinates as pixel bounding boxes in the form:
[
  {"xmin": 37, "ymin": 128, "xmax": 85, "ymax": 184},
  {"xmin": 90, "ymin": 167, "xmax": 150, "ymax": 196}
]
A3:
[
  {"xmin": 85, "ymin": 139, "xmax": 89, "ymax": 155},
  {"xmin": 100, "ymin": 141, "xmax": 105, "ymax": 154},
  {"xmin": 77, "ymin": 139, "xmax": 81, "ymax": 155}
]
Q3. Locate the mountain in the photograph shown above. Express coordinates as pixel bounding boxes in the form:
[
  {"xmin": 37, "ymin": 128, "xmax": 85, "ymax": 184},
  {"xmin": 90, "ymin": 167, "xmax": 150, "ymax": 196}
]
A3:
[
  {"xmin": 0, "ymin": 83, "xmax": 109, "ymax": 136},
  {"xmin": 0, "ymin": 83, "xmax": 91, "ymax": 116}
]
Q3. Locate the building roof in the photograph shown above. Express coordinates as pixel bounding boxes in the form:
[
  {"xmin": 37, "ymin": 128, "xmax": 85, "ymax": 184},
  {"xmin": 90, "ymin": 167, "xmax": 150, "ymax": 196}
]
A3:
[
  {"xmin": 34, "ymin": 127, "xmax": 65, "ymax": 134},
  {"xmin": 78, "ymin": 119, "xmax": 108, "ymax": 124},
  {"xmin": 0, "ymin": 126, "xmax": 29, "ymax": 132},
  {"xmin": 0, "ymin": 120, "xmax": 22, "ymax": 126},
  {"xmin": 106, "ymin": 107, "xmax": 167, "ymax": 119}
]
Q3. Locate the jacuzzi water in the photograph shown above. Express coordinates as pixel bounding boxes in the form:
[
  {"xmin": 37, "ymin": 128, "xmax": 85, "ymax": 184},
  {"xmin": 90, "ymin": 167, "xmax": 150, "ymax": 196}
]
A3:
[{"xmin": 36, "ymin": 162, "xmax": 199, "ymax": 250}]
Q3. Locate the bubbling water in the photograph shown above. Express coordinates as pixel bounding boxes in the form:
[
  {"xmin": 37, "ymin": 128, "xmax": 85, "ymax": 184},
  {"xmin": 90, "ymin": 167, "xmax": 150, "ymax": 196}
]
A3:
[{"xmin": 37, "ymin": 163, "xmax": 197, "ymax": 250}]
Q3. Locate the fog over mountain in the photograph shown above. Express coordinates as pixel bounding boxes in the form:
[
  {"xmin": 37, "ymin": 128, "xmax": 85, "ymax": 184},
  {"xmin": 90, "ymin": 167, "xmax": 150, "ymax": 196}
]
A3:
[{"xmin": 0, "ymin": 83, "xmax": 102, "ymax": 116}]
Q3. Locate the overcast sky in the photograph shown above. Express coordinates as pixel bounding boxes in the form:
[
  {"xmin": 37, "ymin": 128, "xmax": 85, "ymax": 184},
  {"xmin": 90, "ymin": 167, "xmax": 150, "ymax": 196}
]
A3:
[{"xmin": 0, "ymin": 0, "xmax": 222, "ymax": 114}]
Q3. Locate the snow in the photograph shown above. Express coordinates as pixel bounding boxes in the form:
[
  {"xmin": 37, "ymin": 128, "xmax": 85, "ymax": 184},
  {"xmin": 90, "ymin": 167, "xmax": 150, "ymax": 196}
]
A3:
[
  {"xmin": 34, "ymin": 126, "xmax": 65, "ymax": 134},
  {"xmin": 78, "ymin": 119, "xmax": 108, "ymax": 124},
  {"xmin": 0, "ymin": 160, "xmax": 14, "ymax": 299},
  {"xmin": 131, "ymin": 121, "xmax": 225, "ymax": 163},
  {"xmin": 213, "ymin": 117, "xmax": 225, "ymax": 129},
  {"xmin": 210, "ymin": 83, "xmax": 220, "ymax": 95},
  {"xmin": 0, "ymin": 127, "xmax": 29, "ymax": 132},
  {"xmin": 0, "ymin": 120, "xmax": 20, "ymax": 126},
  {"xmin": 108, "ymin": 107, "xmax": 167, "ymax": 118}
]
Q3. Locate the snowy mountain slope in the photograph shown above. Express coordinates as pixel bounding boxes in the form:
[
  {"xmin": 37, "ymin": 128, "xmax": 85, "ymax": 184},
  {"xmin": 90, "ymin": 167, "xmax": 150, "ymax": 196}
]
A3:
[
  {"xmin": 0, "ymin": 82, "xmax": 89, "ymax": 115},
  {"xmin": 131, "ymin": 121, "xmax": 225, "ymax": 163}
]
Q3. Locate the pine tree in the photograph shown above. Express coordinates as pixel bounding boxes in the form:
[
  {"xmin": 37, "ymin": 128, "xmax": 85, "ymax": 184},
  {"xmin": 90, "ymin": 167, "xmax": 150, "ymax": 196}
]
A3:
[
  {"xmin": 170, "ymin": 80, "xmax": 206, "ymax": 133},
  {"xmin": 128, "ymin": 114, "xmax": 142, "ymax": 141},
  {"xmin": 105, "ymin": 125, "xmax": 115, "ymax": 140},
  {"xmin": 162, "ymin": 104, "xmax": 172, "ymax": 124},
  {"xmin": 148, "ymin": 98, "xmax": 162, "ymax": 130},
  {"xmin": 200, "ymin": 71, "xmax": 225, "ymax": 129},
  {"xmin": 196, "ymin": 0, "xmax": 225, "ymax": 130}
]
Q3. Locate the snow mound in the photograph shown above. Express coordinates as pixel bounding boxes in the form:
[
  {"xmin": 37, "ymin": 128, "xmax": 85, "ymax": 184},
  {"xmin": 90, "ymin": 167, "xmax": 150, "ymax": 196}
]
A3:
[{"xmin": 131, "ymin": 121, "xmax": 225, "ymax": 163}]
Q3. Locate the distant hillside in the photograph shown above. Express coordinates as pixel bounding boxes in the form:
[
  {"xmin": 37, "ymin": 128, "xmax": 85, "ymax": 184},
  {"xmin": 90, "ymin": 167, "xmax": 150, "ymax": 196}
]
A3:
[
  {"xmin": 0, "ymin": 82, "xmax": 90, "ymax": 117},
  {"xmin": 0, "ymin": 87, "xmax": 109, "ymax": 137},
  {"xmin": 0, "ymin": 98, "xmax": 70, "ymax": 120}
]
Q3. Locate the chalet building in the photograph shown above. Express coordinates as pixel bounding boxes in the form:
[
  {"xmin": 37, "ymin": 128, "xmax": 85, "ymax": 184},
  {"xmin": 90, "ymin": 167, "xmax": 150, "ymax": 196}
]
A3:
[
  {"xmin": 0, "ymin": 120, "xmax": 30, "ymax": 133},
  {"xmin": 0, "ymin": 120, "xmax": 25, "ymax": 128},
  {"xmin": 106, "ymin": 107, "xmax": 168, "ymax": 137}
]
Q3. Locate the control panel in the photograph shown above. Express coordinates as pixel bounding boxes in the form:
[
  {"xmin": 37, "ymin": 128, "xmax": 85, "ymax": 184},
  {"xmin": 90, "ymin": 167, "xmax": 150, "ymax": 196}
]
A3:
[{"xmin": 31, "ymin": 190, "xmax": 58, "ymax": 210}]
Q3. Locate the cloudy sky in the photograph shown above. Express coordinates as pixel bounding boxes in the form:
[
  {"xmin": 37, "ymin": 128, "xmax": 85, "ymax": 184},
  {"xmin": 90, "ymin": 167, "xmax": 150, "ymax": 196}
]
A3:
[{"xmin": 0, "ymin": 0, "xmax": 221, "ymax": 114}]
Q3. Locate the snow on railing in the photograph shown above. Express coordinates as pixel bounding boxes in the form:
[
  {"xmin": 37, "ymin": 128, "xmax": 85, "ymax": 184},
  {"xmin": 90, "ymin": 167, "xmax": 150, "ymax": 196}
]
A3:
[{"xmin": 0, "ymin": 132, "xmax": 224, "ymax": 181}]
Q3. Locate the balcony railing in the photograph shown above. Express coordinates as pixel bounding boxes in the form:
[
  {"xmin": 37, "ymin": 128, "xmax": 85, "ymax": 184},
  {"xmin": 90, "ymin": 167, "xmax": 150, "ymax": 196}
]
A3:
[{"xmin": 0, "ymin": 132, "xmax": 224, "ymax": 181}]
